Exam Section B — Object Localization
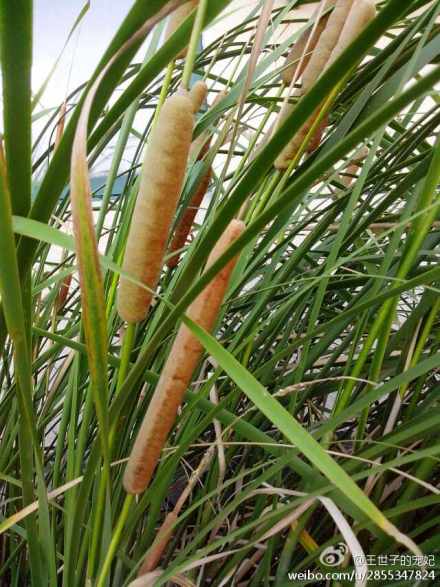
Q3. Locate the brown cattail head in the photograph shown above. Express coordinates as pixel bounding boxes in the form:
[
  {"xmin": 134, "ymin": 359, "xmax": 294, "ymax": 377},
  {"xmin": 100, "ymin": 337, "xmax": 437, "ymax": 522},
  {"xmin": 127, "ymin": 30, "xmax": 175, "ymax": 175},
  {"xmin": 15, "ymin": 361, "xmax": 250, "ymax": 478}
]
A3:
[
  {"xmin": 274, "ymin": 0, "xmax": 375, "ymax": 170},
  {"xmin": 138, "ymin": 512, "xmax": 177, "ymax": 575},
  {"xmin": 55, "ymin": 272, "xmax": 73, "ymax": 313},
  {"xmin": 212, "ymin": 89, "xmax": 228, "ymax": 108},
  {"xmin": 301, "ymin": 0, "xmax": 354, "ymax": 91},
  {"xmin": 274, "ymin": 104, "xmax": 324, "ymax": 169},
  {"xmin": 117, "ymin": 94, "xmax": 194, "ymax": 323},
  {"xmin": 340, "ymin": 145, "xmax": 369, "ymax": 187},
  {"xmin": 282, "ymin": 0, "xmax": 334, "ymax": 85},
  {"xmin": 166, "ymin": 167, "xmax": 212, "ymax": 269},
  {"xmin": 353, "ymin": 145, "xmax": 369, "ymax": 163},
  {"xmin": 306, "ymin": 113, "xmax": 329, "ymax": 154},
  {"xmin": 326, "ymin": 0, "xmax": 376, "ymax": 68},
  {"xmin": 165, "ymin": 0, "xmax": 198, "ymax": 60},
  {"xmin": 123, "ymin": 219, "xmax": 245, "ymax": 494},
  {"xmin": 187, "ymin": 90, "xmax": 227, "ymax": 160},
  {"xmin": 189, "ymin": 81, "xmax": 208, "ymax": 113},
  {"xmin": 167, "ymin": 88, "xmax": 227, "ymax": 268},
  {"xmin": 188, "ymin": 90, "xmax": 228, "ymax": 160},
  {"xmin": 197, "ymin": 219, "xmax": 245, "ymax": 310}
]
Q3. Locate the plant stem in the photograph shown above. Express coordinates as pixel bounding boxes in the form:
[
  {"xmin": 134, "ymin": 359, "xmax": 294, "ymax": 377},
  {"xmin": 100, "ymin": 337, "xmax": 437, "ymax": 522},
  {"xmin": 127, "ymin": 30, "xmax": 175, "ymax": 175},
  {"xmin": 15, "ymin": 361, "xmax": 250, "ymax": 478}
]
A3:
[
  {"xmin": 181, "ymin": 0, "xmax": 209, "ymax": 90},
  {"xmin": 117, "ymin": 323, "xmax": 136, "ymax": 391},
  {"xmin": 96, "ymin": 495, "xmax": 134, "ymax": 587},
  {"xmin": 153, "ymin": 60, "xmax": 175, "ymax": 126},
  {"xmin": 88, "ymin": 323, "xmax": 136, "ymax": 580}
]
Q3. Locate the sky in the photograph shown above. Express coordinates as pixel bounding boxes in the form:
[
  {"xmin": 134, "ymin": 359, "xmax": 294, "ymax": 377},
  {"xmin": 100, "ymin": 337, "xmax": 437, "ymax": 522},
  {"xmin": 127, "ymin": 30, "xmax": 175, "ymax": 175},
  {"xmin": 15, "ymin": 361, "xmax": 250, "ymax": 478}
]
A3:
[
  {"xmin": 30, "ymin": 1, "xmax": 264, "ymax": 161},
  {"xmin": 32, "ymin": 1, "xmax": 285, "ymax": 108},
  {"xmin": 34, "ymin": 1, "xmax": 133, "ymax": 107}
]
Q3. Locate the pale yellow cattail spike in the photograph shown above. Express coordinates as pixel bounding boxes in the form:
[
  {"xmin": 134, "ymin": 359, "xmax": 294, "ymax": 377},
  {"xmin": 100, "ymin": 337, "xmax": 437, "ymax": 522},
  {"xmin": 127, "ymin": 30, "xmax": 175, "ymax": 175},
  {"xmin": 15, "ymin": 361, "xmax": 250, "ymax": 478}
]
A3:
[
  {"xmin": 123, "ymin": 219, "xmax": 246, "ymax": 494},
  {"xmin": 167, "ymin": 87, "xmax": 225, "ymax": 268},
  {"xmin": 165, "ymin": 0, "xmax": 198, "ymax": 60},
  {"xmin": 274, "ymin": 105, "xmax": 323, "ymax": 169},
  {"xmin": 189, "ymin": 80, "xmax": 208, "ymax": 113},
  {"xmin": 275, "ymin": 0, "xmax": 375, "ymax": 169},
  {"xmin": 353, "ymin": 145, "xmax": 370, "ymax": 162},
  {"xmin": 326, "ymin": 0, "xmax": 377, "ymax": 67},
  {"xmin": 340, "ymin": 145, "xmax": 369, "ymax": 187},
  {"xmin": 212, "ymin": 89, "xmax": 228, "ymax": 108},
  {"xmin": 166, "ymin": 168, "xmax": 212, "ymax": 269},
  {"xmin": 282, "ymin": 0, "xmax": 335, "ymax": 85},
  {"xmin": 188, "ymin": 90, "xmax": 227, "ymax": 161},
  {"xmin": 301, "ymin": 0, "xmax": 355, "ymax": 92},
  {"xmin": 117, "ymin": 94, "xmax": 194, "ymax": 324}
]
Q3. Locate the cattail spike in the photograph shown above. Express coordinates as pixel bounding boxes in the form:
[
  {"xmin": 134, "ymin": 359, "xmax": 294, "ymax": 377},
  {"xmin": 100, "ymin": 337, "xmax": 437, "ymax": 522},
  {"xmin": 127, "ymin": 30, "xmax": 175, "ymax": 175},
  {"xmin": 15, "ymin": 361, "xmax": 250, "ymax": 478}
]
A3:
[
  {"xmin": 274, "ymin": 0, "xmax": 375, "ymax": 169},
  {"xmin": 188, "ymin": 90, "xmax": 227, "ymax": 161},
  {"xmin": 189, "ymin": 80, "xmax": 208, "ymax": 113},
  {"xmin": 167, "ymin": 89, "xmax": 226, "ymax": 268},
  {"xmin": 306, "ymin": 113, "xmax": 329, "ymax": 154},
  {"xmin": 55, "ymin": 272, "xmax": 73, "ymax": 313},
  {"xmin": 274, "ymin": 101, "xmax": 326, "ymax": 169},
  {"xmin": 123, "ymin": 219, "xmax": 246, "ymax": 494},
  {"xmin": 326, "ymin": 0, "xmax": 376, "ymax": 67},
  {"xmin": 301, "ymin": 0, "xmax": 354, "ymax": 91},
  {"xmin": 340, "ymin": 145, "xmax": 369, "ymax": 187},
  {"xmin": 117, "ymin": 94, "xmax": 194, "ymax": 323},
  {"xmin": 212, "ymin": 89, "xmax": 228, "ymax": 108},
  {"xmin": 166, "ymin": 167, "xmax": 212, "ymax": 269},
  {"xmin": 282, "ymin": 0, "xmax": 334, "ymax": 85}
]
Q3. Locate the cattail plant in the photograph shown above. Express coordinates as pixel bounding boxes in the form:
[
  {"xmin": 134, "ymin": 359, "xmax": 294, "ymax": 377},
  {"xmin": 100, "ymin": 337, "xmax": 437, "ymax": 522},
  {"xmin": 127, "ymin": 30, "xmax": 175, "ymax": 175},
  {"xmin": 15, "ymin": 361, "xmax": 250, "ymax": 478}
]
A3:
[
  {"xmin": 339, "ymin": 145, "xmax": 369, "ymax": 186},
  {"xmin": 165, "ymin": 0, "xmax": 198, "ymax": 59},
  {"xmin": 274, "ymin": 0, "xmax": 355, "ymax": 169},
  {"xmin": 3, "ymin": 0, "xmax": 439, "ymax": 582},
  {"xmin": 55, "ymin": 272, "xmax": 73, "ymax": 313},
  {"xmin": 189, "ymin": 79, "xmax": 208, "ymax": 113},
  {"xmin": 123, "ymin": 219, "xmax": 245, "ymax": 494},
  {"xmin": 187, "ymin": 89, "xmax": 227, "ymax": 160},
  {"xmin": 306, "ymin": 113, "xmax": 329, "ymax": 154},
  {"xmin": 166, "ymin": 88, "xmax": 224, "ymax": 269},
  {"xmin": 281, "ymin": 0, "xmax": 334, "ymax": 86},
  {"xmin": 117, "ymin": 93, "xmax": 194, "ymax": 323},
  {"xmin": 274, "ymin": 106, "xmax": 322, "ymax": 169},
  {"xmin": 166, "ymin": 167, "xmax": 212, "ymax": 268},
  {"xmin": 325, "ymin": 0, "xmax": 377, "ymax": 68},
  {"xmin": 275, "ymin": 0, "xmax": 375, "ymax": 169},
  {"xmin": 301, "ymin": 0, "xmax": 355, "ymax": 92}
]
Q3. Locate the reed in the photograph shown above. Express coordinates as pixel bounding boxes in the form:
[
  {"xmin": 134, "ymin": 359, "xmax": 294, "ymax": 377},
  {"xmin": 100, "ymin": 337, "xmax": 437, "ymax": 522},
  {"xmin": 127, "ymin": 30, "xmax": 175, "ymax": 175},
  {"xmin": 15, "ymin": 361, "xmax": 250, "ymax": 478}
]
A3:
[
  {"xmin": 123, "ymin": 219, "xmax": 245, "ymax": 494},
  {"xmin": 0, "ymin": 1, "xmax": 436, "ymax": 582},
  {"xmin": 275, "ymin": 0, "xmax": 375, "ymax": 169},
  {"xmin": 189, "ymin": 79, "xmax": 208, "ymax": 112},
  {"xmin": 117, "ymin": 93, "xmax": 194, "ymax": 323},
  {"xmin": 282, "ymin": 0, "xmax": 334, "ymax": 85},
  {"xmin": 166, "ymin": 167, "xmax": 212, "ymax": 268}
]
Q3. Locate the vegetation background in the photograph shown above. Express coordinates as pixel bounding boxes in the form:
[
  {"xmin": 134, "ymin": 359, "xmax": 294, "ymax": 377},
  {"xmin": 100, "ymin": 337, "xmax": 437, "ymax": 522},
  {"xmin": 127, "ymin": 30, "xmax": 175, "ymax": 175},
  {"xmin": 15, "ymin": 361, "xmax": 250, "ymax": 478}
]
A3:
[{"xmin": 0, "ymin": 0, "xmax": 439, "ymax": 584}]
